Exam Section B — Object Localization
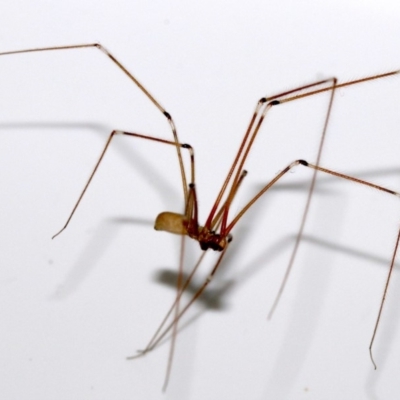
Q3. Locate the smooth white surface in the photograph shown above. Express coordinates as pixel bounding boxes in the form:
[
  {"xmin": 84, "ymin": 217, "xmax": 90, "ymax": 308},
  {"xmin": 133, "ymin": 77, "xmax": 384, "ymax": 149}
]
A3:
[{"xmin": 0, "ymin": 1, "xmax": 400, "ymax": 399}]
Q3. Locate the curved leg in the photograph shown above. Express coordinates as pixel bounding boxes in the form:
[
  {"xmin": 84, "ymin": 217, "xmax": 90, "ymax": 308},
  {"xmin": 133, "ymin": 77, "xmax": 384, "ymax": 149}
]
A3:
[
  {"xmin": 227, "ymin": 158, "xmax": 400, "ymax": 368},
  {"xmin": 0, "ymin": 43, "xmax": 188, "ymax": 198},
  {"xmin": 51, "ymin": 129, "xmax": 195, "ymax": 238}
]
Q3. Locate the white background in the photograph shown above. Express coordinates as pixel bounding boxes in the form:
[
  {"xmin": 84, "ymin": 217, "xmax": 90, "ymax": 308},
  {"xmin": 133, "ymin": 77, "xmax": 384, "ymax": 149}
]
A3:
[{"xmin": 0, "ymin": 1, "xmax": 400, "ymax": 399}]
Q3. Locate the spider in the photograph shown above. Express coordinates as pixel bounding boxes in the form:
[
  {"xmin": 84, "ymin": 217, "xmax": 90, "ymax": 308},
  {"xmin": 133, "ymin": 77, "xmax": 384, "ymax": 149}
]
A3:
[{"xmin": 1, "ymin": 43, "xmax": 399, "ymax": 389}]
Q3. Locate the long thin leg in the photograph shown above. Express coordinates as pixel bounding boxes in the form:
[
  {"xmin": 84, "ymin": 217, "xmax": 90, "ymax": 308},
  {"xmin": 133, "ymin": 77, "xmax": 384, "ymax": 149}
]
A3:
[
  {"xmin": 128, "ymin": 170, "xmax": 248, "ymax": 389},
  {"xmin": 128, "ymin": 244, "xmax": 228, "ymax": 391},
  {"xmin": 205, "ymin": 78, "xmax": 338, "ymax": 230},
  {"xmin": 271, "ymin": 70, "xmax": 400, "ymax": 104},
  {"xmin": 212, "ymin": 69, "xmax": 400, "ymax": 319},
  {"xmin": 369, "ymin": 226, "xmax": 400, "ymax": 369},
  {"xmin": 127, "ymin": 251, "xmax": 208, "ymax": 360},
  {"xmin": 51, "ymin": 130, "xmax": 195, "ymax": 238},
  {"xmin": 206, "ymin": 69, "xmax": 400, "ymax": 232},
  {"xmin": 137, "ymin": 244, "xmax": 230, "ymax": 362},
  {"xmin": 128, "ymin": 174, "xmax": 241, "ymax": 391},
  {"xmin": 299, "ymin": 160, "xmax": 400, "ymax": 369},
  {"xmin": 267, "ymin": 78, "xmax": 337, "ymax": 319},
  {"xmin": 206, "ymin": 77, "xmax": 338, "ymax": 316},
  {"xmin": 0, "ymin": 43, "xmax": 200, "ymax": 390},
  {"xmin": 162, "ymin": 234, "xmax": 186, "ymax": 392},
  {"xmin": 227, "ymin": 159, "xmax": 400, "ymax": 231},
  {"xmin": 227, "ymin": 158, "xmax": 400, "ymax": 366},
  {"xmin": 0, "ymin": 43, "xmax": 188, "ymax": 199}
]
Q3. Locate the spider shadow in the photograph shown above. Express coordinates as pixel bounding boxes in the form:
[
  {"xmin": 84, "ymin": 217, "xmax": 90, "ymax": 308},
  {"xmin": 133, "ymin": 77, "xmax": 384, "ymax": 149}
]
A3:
[{"xmin": 49, "ymin": 216, "xmax": 154, "ymax": 300}]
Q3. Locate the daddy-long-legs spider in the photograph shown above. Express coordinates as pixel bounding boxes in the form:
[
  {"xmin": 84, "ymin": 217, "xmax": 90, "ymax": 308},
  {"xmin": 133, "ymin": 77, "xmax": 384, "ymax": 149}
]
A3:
[{"xmin": 1, "ymin": 43, "xmax": 400, "ymax": 392}]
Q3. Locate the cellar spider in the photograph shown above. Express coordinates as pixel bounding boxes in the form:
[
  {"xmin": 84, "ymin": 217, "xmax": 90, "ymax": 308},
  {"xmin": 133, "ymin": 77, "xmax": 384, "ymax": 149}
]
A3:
[{"xmin": 1, "ymin": 43, "xmax": 400, "ymax": 390}]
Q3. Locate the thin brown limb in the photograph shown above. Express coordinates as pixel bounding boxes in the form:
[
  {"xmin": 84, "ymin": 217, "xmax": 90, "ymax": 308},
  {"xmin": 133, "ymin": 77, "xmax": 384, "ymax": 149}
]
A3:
[
  {"xmin": 225, "ymin": 158, "xmax": 400, "ymax": 366},
  {"xmin": 301, "ymin": 160, "xmax": 400, "ymax": 369},
  {"xmin": 211, "ymin": 169, "xmax": 248, "ymax": 232},
  {"xmin": 300, "ymin": 161, "xmax": 400, "ymax": 197},
  {"xmin": 267, "ymin": 77, "xmax": 337, "ymax": 319},
  {"xmin": 129, "ymin": 172, "xmax": 248, "ymax": 363},
  {"xmin": 0, "ymin": 43, "xmax": 188, "ymax": 199},
  {"xmin": 226, "ymin": 159, "xmax": 400, "ymax": 233},
  {"xmin": 134, "ymin": 243, "xmax": 230, "ymax": 358},
  {"xmin": 228, "ymin": 158, "xmax": 400, "ymax": 232},
  {"xmin": 369, "ymin": 226, "xmax": 400, "ymax": 369},
  {"xmin": 267, "ymin": 154, "xmax": 400, "ymax": 318},
  {"xmin": 205, "ymin": 78, "xmax": 340, "ymax": 233},
  {"xmin": 185, "ymin": 184, "xmax": 200, "ymax": 236},
  {"xmin": 52, "ymin": 130, "xmax": 195, "ymax": 238},
  {"xmin": 129, "ymin": 170, "xmax": 246, "ymax": 359},
  {"xmin": 127, "ymin": 251, "xmax": 208, "ymax": 360},
  {"xmin": 204, "ymin": 103, "xmax": 261, "ymax": 229},
  {"xmin": 226, "ymin": 160, "xmax": 302, "ymax": 232},
  {"xmin": 207, "ymin": 78, "xmax": 336, "ymax": 228},
  {"xmin": 163, "ymin": 234, "xmax": 187, "ymax": 391},
  {"xmin": 270, "ymin": 70, "xmax": 400, "ymax": 104}
]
